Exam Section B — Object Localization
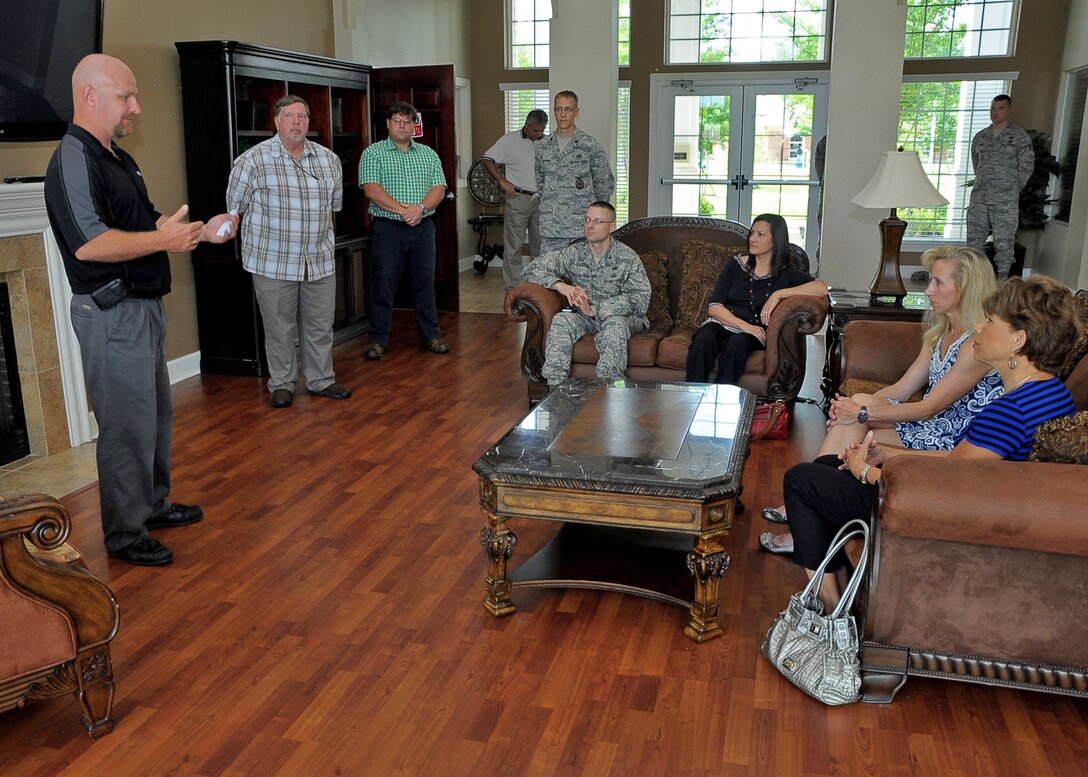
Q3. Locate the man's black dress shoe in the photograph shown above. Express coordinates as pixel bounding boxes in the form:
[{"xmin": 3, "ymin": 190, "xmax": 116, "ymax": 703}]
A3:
[
  {"xmin": 270, "ymin": 388, "xmax": 293, "ymax": 408},
  {"xmin": 107, "ymin": 536, "xmax": 173, "ymax": 566},
  {"xmin": 364, "ymin": 344, "xmax": 386, "ymax": 361},
  {"xmin": 146, "ymin": 502, "xmax": 204, "ymax": 530},
  {"xmin": 420, "ymin": 338, "xmax": 450, "ymax": 354},
  {"xmin": 309, "ymin": 382, "xmax": 352, "ymax": 400}
]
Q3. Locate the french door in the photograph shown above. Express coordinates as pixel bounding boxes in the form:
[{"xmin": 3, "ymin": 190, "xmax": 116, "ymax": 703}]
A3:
[{"xmin": 654, "ymin": 78, "xmax": 828, "ymax": 258}]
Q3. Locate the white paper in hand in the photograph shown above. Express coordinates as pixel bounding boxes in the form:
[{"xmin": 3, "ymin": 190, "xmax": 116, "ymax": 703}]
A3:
[{"xmin": 216, "ymin": 209, "xmax": 239, "ymax": 238}]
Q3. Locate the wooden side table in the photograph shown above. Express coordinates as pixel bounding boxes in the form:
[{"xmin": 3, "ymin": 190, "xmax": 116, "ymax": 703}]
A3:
[{"xmin": 821, "ymin": 289, "xmax": 929, "ymax": 408}]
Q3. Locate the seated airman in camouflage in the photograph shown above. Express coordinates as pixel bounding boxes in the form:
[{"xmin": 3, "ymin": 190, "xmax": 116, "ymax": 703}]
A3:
[{"xmin": 521, "ymin": 201, "xmax": 650, "ymax": 387}]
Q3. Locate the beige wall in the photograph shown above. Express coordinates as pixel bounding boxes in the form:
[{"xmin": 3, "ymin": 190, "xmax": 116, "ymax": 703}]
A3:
[
  {"xmin": 1037, "ymin": 0, "xmax": 1088, "ymax": 289},
  {"xmin": 0, "ymin": 0, "xmax": 335, "ymax": 361},
  {"xmin": 335, "ymin": 0, "xmax": 468, "ymax": 69},
  {"xmin": 334, "ymin": 1, "xmax": 476, "ymax": 264}
]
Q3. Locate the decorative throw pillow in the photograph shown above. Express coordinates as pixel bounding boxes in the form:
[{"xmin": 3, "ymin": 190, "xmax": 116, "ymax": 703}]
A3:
[
  {"xmin": 638, "ymin": 250, "xmax": 673, "ymax": 333},
  {"xmin": 1058, "ymin": 292, "xmax": 1088, "ymax": 381},
  {"xmin": 1029, "ymin": 411, "xmax": 1088, "ymax": 464},
  {"xmin": 674, "ymin": 240, "xmax": 745, "ymax": 335}
]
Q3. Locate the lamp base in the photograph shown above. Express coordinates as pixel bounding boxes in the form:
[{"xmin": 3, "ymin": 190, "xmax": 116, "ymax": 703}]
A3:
[{"xmin": 870, "ymin": 211, "xmax": 907, "ymax": 305}]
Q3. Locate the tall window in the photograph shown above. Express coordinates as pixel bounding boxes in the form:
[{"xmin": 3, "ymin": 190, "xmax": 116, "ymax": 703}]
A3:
[
  {"xmin": 898, "ymin": 78, "xmax": 1009, "ymax": 241},
  {"xmin": 1056, "ymin": 69, "xmax": 1088, "ymax": 224},
  {"xmin": 904, "ymin": 0, "xmax": 1019, "ymax": 59},
  {"xmin": 509, "ymin": 1, "xmax": 632, "ymax": 69},
  {"xmin": 619, "ymin": 0, "xmax": 631, "ymax": 67},
  {"xmin": 501, "ymin": 86, "xmax": 632, "ymax": 225},
  {"xmin": 509, "ymin": 0, "xmax": 551, "ymax": 68},
  {"xmin": 667, "ymin": 0, "xmax": 829, "ymax": 65}
]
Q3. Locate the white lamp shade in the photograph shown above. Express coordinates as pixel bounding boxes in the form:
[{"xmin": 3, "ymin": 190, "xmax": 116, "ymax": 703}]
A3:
[{"xmin": 851, "ymin": 151, "xmax": 949, "ymax": 209}]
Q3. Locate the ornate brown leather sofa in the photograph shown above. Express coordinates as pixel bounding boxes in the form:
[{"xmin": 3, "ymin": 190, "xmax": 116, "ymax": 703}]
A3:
[
  {"xmin": 839, "ymin": 304, "xmax": 1088, "ymax": 701},
  {"xmin": 0, "ymin": 494, "xmax": 120, "ymax": 736},
  {"xmin": 504, "ymin": 215, "xmax": 829, "ymax": 404}
]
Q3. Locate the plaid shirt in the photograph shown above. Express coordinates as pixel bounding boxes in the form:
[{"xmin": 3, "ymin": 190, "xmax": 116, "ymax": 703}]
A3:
[
  {"xmin": 359, "ymin": 138, "xmax": 446, "ymax": 220},
  {"xmin": 226, "ymin": 135, "xmax": 343, "ymax": 281}
]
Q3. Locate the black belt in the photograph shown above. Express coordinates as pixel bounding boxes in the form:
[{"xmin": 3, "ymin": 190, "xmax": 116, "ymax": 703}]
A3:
[{"xmin": 512, "ymin": 187, "xmax": 537, "ymax": 195}]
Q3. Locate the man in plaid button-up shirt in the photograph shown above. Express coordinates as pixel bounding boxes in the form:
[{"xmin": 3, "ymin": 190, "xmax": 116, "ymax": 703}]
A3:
[
  {"xmin": 359, "ymin": 101, "xmax": 449, "ymax": 360},
  {"xmin": 227, "ymin": 95, "xmax": 352, "ymax": 408}
]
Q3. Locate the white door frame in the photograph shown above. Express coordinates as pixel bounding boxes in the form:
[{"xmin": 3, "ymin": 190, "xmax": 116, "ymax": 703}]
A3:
[{"xmin": 647, "ymin": 71, "xmax": 831, "ymax": 221}]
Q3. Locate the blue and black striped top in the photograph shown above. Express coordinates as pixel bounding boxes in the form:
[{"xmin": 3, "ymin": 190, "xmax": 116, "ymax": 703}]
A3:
[{"xmin": 962, "ymin": 377, "xmax": 1076, "ymax": 460}]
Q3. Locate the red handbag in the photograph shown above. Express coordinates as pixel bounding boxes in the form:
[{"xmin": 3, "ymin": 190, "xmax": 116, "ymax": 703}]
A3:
[{"xmin": 751, "ymin": 400, "xmax": 790, "ymax": 441}]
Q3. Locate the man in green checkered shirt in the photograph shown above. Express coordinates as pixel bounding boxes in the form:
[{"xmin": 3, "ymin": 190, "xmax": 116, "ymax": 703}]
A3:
[{"xmin": 359, "ymin": 101, "xmax": 449, "ymax": 360}]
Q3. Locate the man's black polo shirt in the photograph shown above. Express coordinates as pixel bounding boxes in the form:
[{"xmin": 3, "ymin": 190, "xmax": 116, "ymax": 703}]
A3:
[{"xmin": 45, "ymin": 123, "xmax": 171, "ymax": 297}]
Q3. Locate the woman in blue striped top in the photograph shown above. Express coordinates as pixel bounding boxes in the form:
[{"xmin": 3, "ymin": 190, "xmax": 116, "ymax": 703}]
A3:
[{"xmin": 783, "ymin": 275, "xmax": 1079, "ymax": 610}]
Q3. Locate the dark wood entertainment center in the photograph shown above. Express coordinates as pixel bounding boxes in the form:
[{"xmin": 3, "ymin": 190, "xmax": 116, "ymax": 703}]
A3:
[{"xmin": 175, "ymin": 41, "xmax": 373, "ymax": 375}]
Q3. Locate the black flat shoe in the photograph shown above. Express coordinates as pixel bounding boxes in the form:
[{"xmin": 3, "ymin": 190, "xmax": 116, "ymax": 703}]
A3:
[
  {"xmin": 761, "ymin": 507, "xmax": 788, "ymax": 524},
  {"xmin": 270, "ymin": 388, "xmax": 293, "ymax": 408},
  {"xmin": 146, "ymin": 503, "xmax": 204, "ymax": 530},
  {"xmin": 309, "ymin": 382, "xmax": 352, "ymax": 400},
  {"xmin": 107, "ymin": 536, "xmax": 173, "ymax": 566}
]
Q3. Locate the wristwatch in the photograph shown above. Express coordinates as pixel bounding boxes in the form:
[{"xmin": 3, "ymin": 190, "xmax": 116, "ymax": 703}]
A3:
[
  {"xmin": 856, "ymin": 405, "xmax": 869, "ymax": 425},
  {"xmin": 420, "ymin": 204, "xmax": 432, "ymax": 218}
]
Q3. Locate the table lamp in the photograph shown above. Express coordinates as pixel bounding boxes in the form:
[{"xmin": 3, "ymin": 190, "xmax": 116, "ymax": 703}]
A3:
[{"xmin": 852, "ymin": 150, "xmax": 948, "ymax": 304}]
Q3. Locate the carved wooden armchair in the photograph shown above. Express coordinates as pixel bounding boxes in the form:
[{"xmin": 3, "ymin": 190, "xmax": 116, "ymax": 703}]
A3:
[{"xmin": 0, "ymin": 494, "xmax": 120, "ymax": 737}]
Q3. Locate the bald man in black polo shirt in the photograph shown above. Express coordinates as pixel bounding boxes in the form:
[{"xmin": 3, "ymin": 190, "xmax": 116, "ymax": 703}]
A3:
[{"xmin": 45, "ymin": 54, "xmax": 237, "ymax": 566}]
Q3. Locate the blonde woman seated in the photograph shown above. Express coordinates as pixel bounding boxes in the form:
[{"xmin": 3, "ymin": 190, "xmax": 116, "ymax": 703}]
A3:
[
  {"xmin": 783, "ymin": 276, "xmax": 1079, "ymax": 609},
  {"xmin": 760, "ymin": 246, "xmax": 1002, "ymax": 554}
]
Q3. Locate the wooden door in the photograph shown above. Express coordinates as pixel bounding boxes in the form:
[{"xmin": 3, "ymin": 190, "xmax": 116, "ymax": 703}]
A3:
[{"xmin": 370, "ymin": 64, "xmax": 459, "ymax": 312}]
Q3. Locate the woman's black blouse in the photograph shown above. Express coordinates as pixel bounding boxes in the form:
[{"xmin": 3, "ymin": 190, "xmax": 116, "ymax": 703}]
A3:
[{"xmin": 708, "ymin": 258, "xmax": 815, "ymax": 326}]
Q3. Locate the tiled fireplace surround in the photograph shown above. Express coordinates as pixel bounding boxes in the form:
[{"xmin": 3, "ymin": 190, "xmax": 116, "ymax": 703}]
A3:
[{"xmin": 0, "ymin": 182, "xmax": 94, "ymax": 458}]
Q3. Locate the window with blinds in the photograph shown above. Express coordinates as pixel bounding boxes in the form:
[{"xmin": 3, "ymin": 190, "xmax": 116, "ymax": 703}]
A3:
[
  {"xmin": 1056, "ymin": 69, "xmax": 1087, "ymax": 224},
  {"xmin": 501, "ymin": 86, "xmax": 632, "ymax": 225},
  {"xmin": 898, "ymin": 77, "xmax": 1009, "ymax": 242}
]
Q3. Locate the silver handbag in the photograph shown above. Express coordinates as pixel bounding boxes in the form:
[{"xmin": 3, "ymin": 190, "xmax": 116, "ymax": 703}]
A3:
[{"xmin": 761, "ymin": 518, "xmax": 870, "ymax": 706}]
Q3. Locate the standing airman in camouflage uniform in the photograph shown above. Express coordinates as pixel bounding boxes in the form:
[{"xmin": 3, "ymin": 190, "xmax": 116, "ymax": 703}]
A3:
[
  {"xmin": 536, "ymin": 90, "xmax": 615, "ymax": 253},
  {"xmin": 522, "ymin": 202, "xmax": 650, "ymax": 386},
  {"xmin": 966, "ymin": 94, "xmax": 1034, "ymax": 280}
]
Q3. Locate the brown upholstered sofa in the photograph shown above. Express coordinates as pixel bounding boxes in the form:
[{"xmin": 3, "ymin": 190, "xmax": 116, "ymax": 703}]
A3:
[
  {"xmin": 0, "ymin": 494, "xmax": 120, "ymax": 736},
  {"xmin": 504, "ymin": 215, "xmax": 829, "ymax": 404},
  {"xmin": 839, "ymin": 299, "xmax": 1088, "ymax": 701}
]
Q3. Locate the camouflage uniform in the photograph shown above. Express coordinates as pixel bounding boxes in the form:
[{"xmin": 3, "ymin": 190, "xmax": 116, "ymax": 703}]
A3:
[
  {"xmin": 522, "ymin": 239, "xmax": 650, "ymax": 385},
  {"xmin": 967, "ymin": 122, "xmax": 1033, "ymax": 278},
  {"xmin": 536, "ymin": 128, "xmax": 614, "ymax": 251}
]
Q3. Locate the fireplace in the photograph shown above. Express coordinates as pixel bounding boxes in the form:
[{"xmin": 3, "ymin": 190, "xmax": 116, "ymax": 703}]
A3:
[
  {"xmin": 0, "ymin": 282, "xmax": 30, "ymax": 464},
  {"xmin": 0, "ymin": 182, "xmax": 94, "ymax": 457}
]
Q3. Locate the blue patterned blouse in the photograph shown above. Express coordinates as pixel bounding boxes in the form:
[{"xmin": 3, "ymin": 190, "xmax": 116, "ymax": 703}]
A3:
[{"xmin": 892, "ymin": 330, "xmax": 1004, "ymax": 450}]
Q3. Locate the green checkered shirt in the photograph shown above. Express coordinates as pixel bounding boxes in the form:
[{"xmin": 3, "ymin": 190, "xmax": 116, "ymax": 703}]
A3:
[{"xmin": 359, "ymin": 138, "xmax": 446, "ymax": 220}]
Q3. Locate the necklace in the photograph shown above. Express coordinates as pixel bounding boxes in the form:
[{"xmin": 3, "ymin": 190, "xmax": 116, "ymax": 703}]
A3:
[{"xmin": 1006, "ymin": 370, "xmax": 1042, "ymax": 393}]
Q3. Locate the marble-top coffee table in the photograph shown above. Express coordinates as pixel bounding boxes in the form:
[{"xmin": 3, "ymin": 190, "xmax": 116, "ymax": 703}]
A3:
[{"xmin": 474, "ymin": 378, "xmax": 755, "ymax": 642}]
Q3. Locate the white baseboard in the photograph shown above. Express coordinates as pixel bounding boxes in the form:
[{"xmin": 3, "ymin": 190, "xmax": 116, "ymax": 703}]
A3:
[{"xmin": 168, "ymin": 352, "xmax": 202, "ymax": 385}]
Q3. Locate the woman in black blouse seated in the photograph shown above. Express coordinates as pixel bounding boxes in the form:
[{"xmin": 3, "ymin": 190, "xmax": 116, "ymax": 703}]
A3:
[{"xmin": 685, "ymin": 213, "xmax": 827, "ymax": 384}]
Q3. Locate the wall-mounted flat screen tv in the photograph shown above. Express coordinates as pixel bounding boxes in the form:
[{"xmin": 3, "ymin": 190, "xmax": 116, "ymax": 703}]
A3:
[{"xmin": 0, "ymin": 0, "xmax": 104, "ymax": 142}]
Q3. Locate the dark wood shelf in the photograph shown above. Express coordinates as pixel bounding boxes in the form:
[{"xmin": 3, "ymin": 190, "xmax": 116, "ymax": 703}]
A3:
[{"xmin": 176, "ymin": 40, "xmax": 372, "ymax": 376}]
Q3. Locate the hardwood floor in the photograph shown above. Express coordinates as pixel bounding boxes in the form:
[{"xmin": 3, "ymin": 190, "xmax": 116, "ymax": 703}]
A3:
[{"xmin": 1, "ymin": 310, "xmax": 1085, "ymax": 777}]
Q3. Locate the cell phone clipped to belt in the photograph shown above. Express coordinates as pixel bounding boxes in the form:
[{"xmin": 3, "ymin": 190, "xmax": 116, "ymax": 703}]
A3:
[{"xmin": 90, "ymin": 278, "xmax": 132, "ymax": 310}]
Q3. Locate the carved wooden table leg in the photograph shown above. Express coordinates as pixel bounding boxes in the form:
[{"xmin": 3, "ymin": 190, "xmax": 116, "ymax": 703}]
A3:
[
  {"xmin": 480, "ymin": 515, "xmax": 517, "ymax": 617},
  {"xmin": 684, "ymin": 530, "xmax": 731, "ymax": 642}
]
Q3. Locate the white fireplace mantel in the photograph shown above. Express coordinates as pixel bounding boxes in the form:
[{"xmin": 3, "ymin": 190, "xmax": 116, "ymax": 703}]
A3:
[{"xmin": 0, "ymin": 182, "xmax": 95, "ymax": 447}]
